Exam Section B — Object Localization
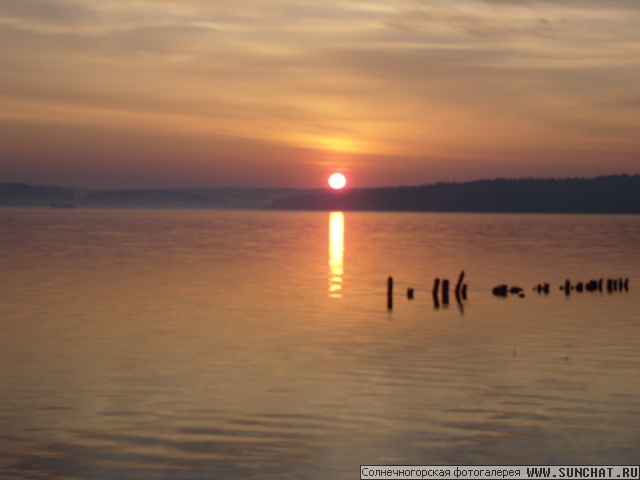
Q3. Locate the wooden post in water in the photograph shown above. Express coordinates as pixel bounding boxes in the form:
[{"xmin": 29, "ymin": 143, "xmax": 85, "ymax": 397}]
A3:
[
  {"xmin": 455, "ymin": 271, "xmax": 465, "ymax": 297},
  {"xmin": 387, "ymin": 276, "xmax": 393, "ymax": 310},
  {"xmin": 441, "ymin": 279, "xmax": 450, "ymax": 305},
  {"xmin": 461, "ymin": 284, "xmax": 468, "ymax": 300},
  {"xmin": 432, "ymin": 278, "xmax": 440, "ymax": 309}
]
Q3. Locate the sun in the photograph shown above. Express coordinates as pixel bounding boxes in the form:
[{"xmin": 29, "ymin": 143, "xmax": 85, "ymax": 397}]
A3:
[{"xmin": 328, "ymin": 173, "xmax": 346, "ymax": 190}]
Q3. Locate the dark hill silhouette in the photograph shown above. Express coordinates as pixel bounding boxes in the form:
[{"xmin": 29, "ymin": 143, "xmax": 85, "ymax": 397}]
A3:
[{"xmin": 271, "ymin": 175, "xmax": 640, "ymax": 213}]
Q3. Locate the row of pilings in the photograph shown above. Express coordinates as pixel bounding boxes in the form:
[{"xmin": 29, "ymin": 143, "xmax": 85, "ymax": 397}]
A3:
[
  {"xmin": 387, "ymin": 271, "xmax": 468, "ymax": 311},
  {"xmin": 386, "ymin": 274, "xmax": 630, "ymax": 309},
  {"xmin": 492, "ymin": 277, "xmax": 630, "ymax": 298},
  {"xmin": 560, "ymin": 277, "xmax": 629, "ymax": 295}
]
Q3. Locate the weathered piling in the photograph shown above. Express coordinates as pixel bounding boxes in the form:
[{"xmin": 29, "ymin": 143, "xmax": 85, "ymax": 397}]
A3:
[
  {"xmin": 432, "ymin": 278, "xmax": 440, "ymax": 296},
  {"xmin": 441, "ymin": 279, "xmax": 450, "ymax": 305},
  {"xmin": 454, "ymin": 288, "xmax": 463, "ymax": 311},
  {"xmin": 493, "ymin": 285, "xmax": 508, "ymax": 297},
  {"xmin": 407, "ymin": 288, "xmax": 414, "ymax": 300},
  {"xmin": 507, "ymin": 286, "xmax": 524, "ymax": 298},
  {"xmin": 606, "ymin": 278, "xmax": 613, "ymax": 293},
  {"xmin": 455, "ymin": 271, "xmax": 465, "ymax": 297},
  {"xmin": 461, "ymin": 284, "xmax": 468, "ymax": 300},
  {"xmin": 623, "ymin": 278, "xmax": 629, "ymax": 291},
  {"xmin": 455, "ymin": 291, "xmax": 464, "ymax": 315},
  {"xmin": 576, "ymin": 282, "xmax": 584, "ymax": 293},
  {"xmin": 535, "ymin": 283, "xmax": 550, "ymax": 294},
  {"xmin": 564, "ymin": 279, "xmax": 571, "ymax": 296},
  {"xmin": 387, "ymin": 276, "xmax": 393, "ymax": 310}
]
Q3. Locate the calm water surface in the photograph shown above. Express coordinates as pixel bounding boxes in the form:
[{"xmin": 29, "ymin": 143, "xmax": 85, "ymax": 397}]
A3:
[{"xmin": 1, "ymin": 209, "xmax": 639, "ymax": 479}]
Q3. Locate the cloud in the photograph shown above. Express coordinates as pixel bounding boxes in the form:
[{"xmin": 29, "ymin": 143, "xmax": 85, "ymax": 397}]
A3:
[
  {"xmin": 0, "ymin": 0, "xmax": 97, "ymax": 31},
  {"xmin": 1, "ymin": 0, "xmax": 639, "ymax": 187}
]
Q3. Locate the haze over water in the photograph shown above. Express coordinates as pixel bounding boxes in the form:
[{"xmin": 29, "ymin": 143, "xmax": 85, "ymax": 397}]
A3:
[{"xmin": 1, "ymin": 209, "xmax": 639, "ymax": 479}]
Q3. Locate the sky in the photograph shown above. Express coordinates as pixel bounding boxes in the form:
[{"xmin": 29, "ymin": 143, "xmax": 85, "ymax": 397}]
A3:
[{"xmin": 1, "ymin": 0, "xmax": 640, "ymax": 189}]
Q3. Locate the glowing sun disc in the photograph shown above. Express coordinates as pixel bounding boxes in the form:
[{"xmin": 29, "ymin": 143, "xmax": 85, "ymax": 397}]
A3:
[{"xmin": 328, "ymin": 173, "xmax": 346, "ymax": 189}]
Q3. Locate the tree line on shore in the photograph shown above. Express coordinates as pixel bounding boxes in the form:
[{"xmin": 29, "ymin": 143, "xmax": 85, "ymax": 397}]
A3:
[{"xmin": 271, "ymin": 175, "xmax": 640, "ymax": 213}]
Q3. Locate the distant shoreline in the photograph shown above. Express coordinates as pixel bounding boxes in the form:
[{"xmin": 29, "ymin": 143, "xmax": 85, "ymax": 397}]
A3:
[
  {"xmin": 271, "ymin": 175, "xmax": 640, "ymax": 214},
  {"xmin": 2, "ymin": 175, "xmax": 639, "ymax": 213},
  {"xmin": 0, "ymin": 184, "xmax": 303, "ymax": 210}
]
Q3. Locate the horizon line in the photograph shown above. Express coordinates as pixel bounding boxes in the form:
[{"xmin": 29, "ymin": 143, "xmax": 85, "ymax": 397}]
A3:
[{"xmin": 2, "ymin": 172, "xmax": 639, "ymax": 192}]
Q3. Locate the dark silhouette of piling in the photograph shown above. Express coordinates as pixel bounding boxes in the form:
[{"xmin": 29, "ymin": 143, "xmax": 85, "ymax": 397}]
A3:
[
  {"xmin": 441, "ymin": 279, "xmax": 450, "ymax": 305},
  {"xmin": 454, "ymin": 276, "xmax": 464, "ymax": 314},
  {"xmin": 455, "ymin": 290, "xmax": 464, "ymax": 315},
  {"xmin": 387, "ymin": 276, "xmax": 393, "ymax": 310},
  {"xmin": 576, "ymin": 282, "xmax": 584, "ymax": 293},
  {"xmin": 407, "ymin": 288, "xmax": 414, "ymax": 300},
  {"xmin": 623, "ymin": 278, "xmax": 629, "ymax": 291},
  {"xmin": 535, "ymin": 283, "xmax": 550, "ymax": 294},
  {"xmin": 432, "ymin": 277, "xmax": 441, "ymax": 309},
  {"xmin": 455, "ymin": 271, "xmax": 465, "ymax": 297},
  {"xmin": 432, "ymin": 278, "xmax": 440, "ymax": 296},
  {"xmin": 564, "ymin": 279, "xmax": 571, "ymax": 296},
  {"xmin": 606, "ymin": 279, "xmax": 613, "ymax": 293},
  {"xmin": 493, "ymin": 284, "xmax": 508, "ymax": 297},
  {"xmin": 598, "ymin": 278, "xmax": 603, "ymax": 292},
  {"xmin": 461, "ymin": 284, "xmax": 468, "ymax": 300},
  {"xmin": 585, "ymin": 280, "xmax": 598, "ymax": 292}
]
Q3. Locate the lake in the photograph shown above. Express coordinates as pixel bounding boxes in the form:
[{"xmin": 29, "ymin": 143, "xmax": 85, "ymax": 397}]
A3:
[{"xmin": 0, "ymin": 209, "xmax": 639, "ymax": 479}]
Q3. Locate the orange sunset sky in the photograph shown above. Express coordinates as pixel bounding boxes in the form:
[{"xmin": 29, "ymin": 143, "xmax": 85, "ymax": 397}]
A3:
[{"xmin": 1, "ymin": 0, "xmax": 639, "ymax": 188}]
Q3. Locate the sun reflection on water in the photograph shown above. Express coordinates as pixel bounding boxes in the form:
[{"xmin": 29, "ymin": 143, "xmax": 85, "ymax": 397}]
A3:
[{"xmin": 328, "ymin": 212, "xmax": 344, "ymax": 297}]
